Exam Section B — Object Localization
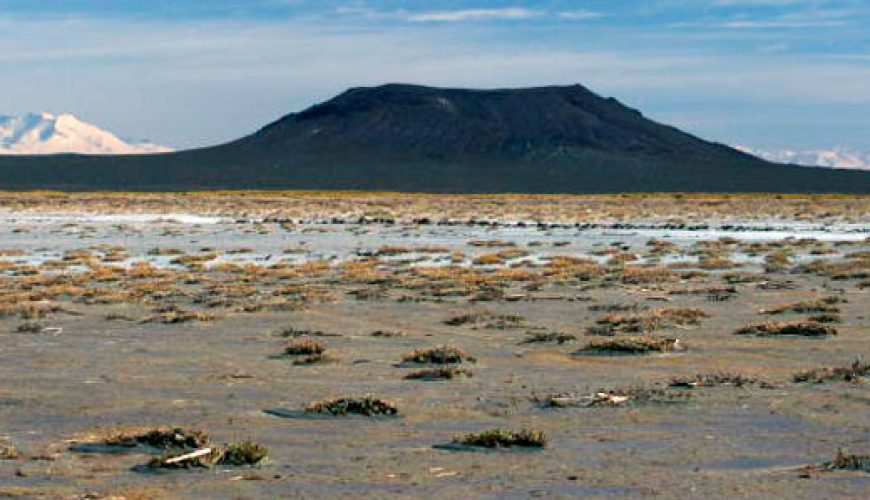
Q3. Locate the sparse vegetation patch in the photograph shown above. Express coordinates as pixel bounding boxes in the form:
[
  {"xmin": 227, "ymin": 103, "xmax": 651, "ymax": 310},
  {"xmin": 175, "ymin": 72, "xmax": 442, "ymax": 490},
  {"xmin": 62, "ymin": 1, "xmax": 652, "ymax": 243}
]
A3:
[
  {"xmin": 819, "ymin": 449, "xmax": 870, "ymax": 473},
  {"xmin": 793, "ymin": 359, "xmax": 869, "ymax": 383},
  {"xmin": 284, "ymin": 339, "xmax": 326, "ymax": 356},
  {"xmin": 404, "ymin": 366, "xmax": 474, "ymax": 380},
  {"xmin": 520, "ymin": 331, "xmax": 577, "ymax": 345},
  {"xmin": 669, "ymin": 373, "xmax": 760, "ymax": 388},
  {"xmin": 734, "ymin": 321, "xmax": 836, "ymax": 337},
  {"xmin": 104, "ymin": 427, "xmax": 210, "ymax": 450},
  {"xmin": 575, "ymin": 336, "xmax": 684, "ymax": 355},
  {"xmin": 454, "ymin": 428, "xmax": 548, "ymax": 449},
  {"xmin": 304, "ymin": 396, "xmax": 398, "ymax": 417},
  {"xmin": 402, "ymin": 345, "xmax": 475, "ymax": 364}
]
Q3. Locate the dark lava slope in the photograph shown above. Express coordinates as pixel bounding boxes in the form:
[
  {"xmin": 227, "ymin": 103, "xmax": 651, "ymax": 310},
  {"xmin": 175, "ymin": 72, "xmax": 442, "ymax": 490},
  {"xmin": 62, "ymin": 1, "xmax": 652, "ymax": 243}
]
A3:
[{"xmin": 0, "ymin": 83, "xmax": 867, "ymax": 193}]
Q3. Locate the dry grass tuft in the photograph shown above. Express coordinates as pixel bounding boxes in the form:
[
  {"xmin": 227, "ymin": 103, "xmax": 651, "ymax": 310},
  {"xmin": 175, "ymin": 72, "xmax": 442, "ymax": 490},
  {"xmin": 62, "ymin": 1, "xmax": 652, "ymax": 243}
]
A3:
[
  {"xmin": 734, "ymin": 321, "xmax": 836, "ymax": 337},
  {"xmin": 402, "ymin": 345, "xmax": 475, "ymax": 364},
  {"xmin": 404, "ymin": 366, "xmax": 474, "ymax": 380},
  {"xmin": 761, "ymin": 296, "xmax": 842, "ymax": 315},
  {"xmin": 588, "ymin": 307, "xmax": 709, "ymax": 336},
  {"xmin": 575, "ymin": 336, "xmax": 684, "ymax": 355},
  {"xmin": 669, "ymin": 373, "xmax": 760, "ymax": 388},
  {"xmin": 820, "ymin": 449, "xmax": 870, "ymax": 473},
  {"xmin": 104, "ymin": 427, "xmax": 210, "ymax": 450},
  {"xmin": 454, "ymin": 428, "xmax": 547, "ymax": 449},
  {"xmin": 284, "ymin": 339, "xmax": 326, "ymax": 356},
  {"xmin": 793, "ymin": 359, "xmax": 869, "ymax": 383},
  {"xmin": 520, "ymin": 331, "xmax": 577, "ymax": 345},
  {"xmin": 304, "ymin": 396, "xmax": 398, "ymax": 416}
]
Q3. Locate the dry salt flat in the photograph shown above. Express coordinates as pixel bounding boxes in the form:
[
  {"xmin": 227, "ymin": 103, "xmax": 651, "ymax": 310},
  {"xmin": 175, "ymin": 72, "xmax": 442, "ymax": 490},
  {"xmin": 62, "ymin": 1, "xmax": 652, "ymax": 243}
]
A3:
[{"xmin": 0, "ymin": 194, "xmax": 868, "ymax": 498}]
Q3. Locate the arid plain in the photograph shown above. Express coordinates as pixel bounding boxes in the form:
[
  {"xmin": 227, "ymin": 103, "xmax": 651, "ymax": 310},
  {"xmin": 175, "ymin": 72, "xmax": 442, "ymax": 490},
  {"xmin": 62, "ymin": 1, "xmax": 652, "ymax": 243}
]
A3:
[{"xmin": 0, "ymin": 193, "xmax": 868, "ymax": 498}]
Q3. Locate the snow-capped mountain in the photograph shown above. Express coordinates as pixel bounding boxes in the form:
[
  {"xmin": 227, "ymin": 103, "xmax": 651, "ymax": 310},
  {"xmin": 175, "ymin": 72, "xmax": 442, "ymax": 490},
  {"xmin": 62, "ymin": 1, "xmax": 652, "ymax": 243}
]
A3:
[
  {"xmin": 0, "ymin": 112, "xmax": 172, "ymax": 155},
  {"xmin": 736, "ymin": 145, "xmax": 870, "ymax": 171}
]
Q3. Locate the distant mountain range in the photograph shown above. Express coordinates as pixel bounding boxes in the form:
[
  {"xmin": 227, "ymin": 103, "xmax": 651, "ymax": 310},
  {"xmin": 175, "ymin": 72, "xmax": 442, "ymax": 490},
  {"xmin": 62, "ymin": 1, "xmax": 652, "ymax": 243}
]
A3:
[
  {"xmin": 0, "ymin": 112, "xmax": 171, "ymax": 155},
  {"xmin": 5, "ymin": 111, "xmax": 865, "ymax": 173},
  {"xmin": 0, "ymin": 84, "xmax": 867, "ymax": 193},
  {"xmin": 736, "ymin": 146, "xmax": 870, "ymax": 171}
]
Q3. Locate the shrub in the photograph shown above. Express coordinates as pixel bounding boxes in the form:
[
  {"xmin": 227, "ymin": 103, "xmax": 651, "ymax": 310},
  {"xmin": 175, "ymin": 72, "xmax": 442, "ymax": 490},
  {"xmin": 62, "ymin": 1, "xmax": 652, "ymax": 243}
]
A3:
[
  {"xmin": 821, "ymin": 449, "xmax": 870, "ymax": 472},
  {"xmin": 402, "ymin": 345, "xmax": 475, "ymax": 364},
  {"xmin": 106, "ymin": 427, "xmax": 209, "ymax": 450},
  {"xmin": 219, "ymin": 440, "xmax": 269, "ymax": 466},
  {"xmin": 575, "ymin": 337, "xmax": 684, "ymax": 355},
  {"xmin": 454, "ymin": 429, "xmax": 548, "ymax": 449},
  {"xmin": 793, "ymin": 359, "xmax": 869, "ymax": 383},
  {"xmin": 734, "ymin": 321, "xmax": 836, "ymax": 337},
  {"xmin": 404, "ymin": 366, "xmax": 474, "ymax": 380},
  {"xmin": 669, "ymin": 373, "xmax": 759, "ymax": 388},
  {"xmin": 304, "ymin": 396, "xmax": 398, "ymax": 417},
  {"xmin": 520, "ymin": 331, "xmax": 577, "ymax": 345},
  {"xmin": 292, "ymin": 353, "xmax": 339, "ymax": 365},
  {"xmin": 761, "ymin": 297, "xmax": 841, "ymax": 315},
  {"xmin": 284, "ymin": 339, "xmax": 326, "ymax": 356}
]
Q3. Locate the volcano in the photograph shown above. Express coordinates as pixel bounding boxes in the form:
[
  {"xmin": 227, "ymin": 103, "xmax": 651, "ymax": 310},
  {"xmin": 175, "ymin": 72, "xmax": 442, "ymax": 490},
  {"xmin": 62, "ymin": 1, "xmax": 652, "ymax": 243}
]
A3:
[{"xmin": 0, "ymin": 84, "xmax": 867, "ymax": 193}]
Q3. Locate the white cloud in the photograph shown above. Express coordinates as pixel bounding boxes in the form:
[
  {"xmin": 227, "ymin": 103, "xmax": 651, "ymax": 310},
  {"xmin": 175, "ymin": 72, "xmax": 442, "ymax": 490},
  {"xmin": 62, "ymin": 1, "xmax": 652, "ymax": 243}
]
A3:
[
  {"xmin": 407, "ymin": 8, "xmax": 542, "ymax": 23},
  {"xmin": 712, "ymin": 0, "xmax": 809, "ymax": 5},
  {"xmin": 719, "ymin": 19, "xmax": 845, "ymax": 28},
  {"xmin": 558, "ymin": 9, "xmax": 602, "ymax": 20}
]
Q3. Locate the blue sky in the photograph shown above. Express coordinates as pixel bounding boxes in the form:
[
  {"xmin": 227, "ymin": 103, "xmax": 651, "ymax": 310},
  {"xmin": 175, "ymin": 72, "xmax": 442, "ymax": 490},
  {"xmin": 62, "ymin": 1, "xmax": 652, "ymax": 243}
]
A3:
[{"xmin": 0, "ymin": 0, "xmax": 867, "ymax": 151}]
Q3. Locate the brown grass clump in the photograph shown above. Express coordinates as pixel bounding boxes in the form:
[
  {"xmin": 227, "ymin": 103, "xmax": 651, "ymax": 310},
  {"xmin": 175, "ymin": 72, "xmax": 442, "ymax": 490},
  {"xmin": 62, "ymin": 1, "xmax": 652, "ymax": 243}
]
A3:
[
  {"xmin": 292, "ymin": 353, "xmax": 339, "ymax": 365},
  {"xmin": 102, "ymin": 427, "xmax": 210, "ymax": 450},
  {"xmin": 606, "ymin": 252, "xmax": 638, "ymax": 264},
  {"xmin": 798, "ymin": 253, "xmax": 870, "ymax": 280},
  {"xmin": 218, "ymin": 440, "xmax": 269, "ymax": 466},
  {"xmin": 141, "ymin": 310, "xmax": 216, "ymax": 324},
  {"xmin": 469, "ymin": 240, "xmax": 516, "ymax": 248},
  {"xmin": 761, "ymin": 296, "xmax": 842, "ymax": 315},
  {"xmin": 404, "ymin": 366, "xmax": 474, "ymax": 380},
  {"xmin": 147, "ymin": 440, "xmax": 268, "ymax": 469},
  {"xmin": 519, "ymin": 331, "xmax": 577, "ymax": 345},
  {"xmin": 808, "ymin": 313, "xmax": 841, "ymax": 323},
  {"xmin": 304, "ymin": 396, "xmax": 398, "ymax": 417},
  {"xmin": 127, "ymin": 261, "xmax": 167, "ymax": 279},
  {"xmin": 793, "ymin": 359, "xmax": 869, "ymax": 383},
  {"xmin": 619, "ymin": 266, "xmax": 676, "ymax": 284},
  {"xmin": 543, "ymin": 256, "xmax": 604, "ymax": 281},
  {"xmin": 0, "ymin": 301, "xmax": 66, "ymax": 320},
  {"xmin": 0, "ymin": 440, "xmax": 19, "ymax": 460},
  {"xmin": 820, "ymin": 449, "xmax": 870, "ymax": 473},
  {"xmin": 454, "ymin": 428, "xmax": 547, "ymax": 449},
  {"xmin": 147, "ymin": 448, "xmax": 223, "ymax": 469},
  {"xmin": 402, "ymin": 345, "xmax": 475, "ymax": 364},
  {"xmin": 472, "ymin": 249, "xmax": 529, "ymax": 266},
  {"xmin": 284, "ymin": 339, "xmax": 326, "ymax": 356},
  {"xmin": 764, "ymin": 250, "xmax": 792, "ymax": 272},
  {"xmin": 472, "ymin": 252, "xmax": 505, "ymax": 266},
  {"xmin": 723, "ymin": 272, "xmax": 763, "ymax": 284},
  {"xmin": 697, "ymin": 256, "xmax": 739, "ymax": 270},
  {"xmin": 575, "ymin": 336, "xmax": 684, "ymax": 355},
  {"xmin": 734, "ymin": 321, "xmax": 836, "ymax": 337},
  {"xmin": 170, "ymin": 252, "xmax": 219, "ymax": 267},
  {"xmin": 147, "ymin": 247, "xmax": 184, "ymax": 256},
  {"xmin": 588, "ymin": 303, "xmax": 648, "ymax": 313},
  {"xmin": 588, "ymin": 307, "xmax": 709, "ymax": 336},
  {"xmin": 371, "ymin": 330, "xmax": 405, "ymax": 338},
  {"xmin": 444, "ymin": 311, "xmax": 525, "ymax": 329},
  {"xmin": 275, "ymin": 327, "xmax": 338, "ymax": 338},
  {"xmin": 669, "ymin": 373, "xmax": 760, "ymax": 388},
  {"xmin": 15, "ymin": 322, "xmax": 44, "ymax": 333}
]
